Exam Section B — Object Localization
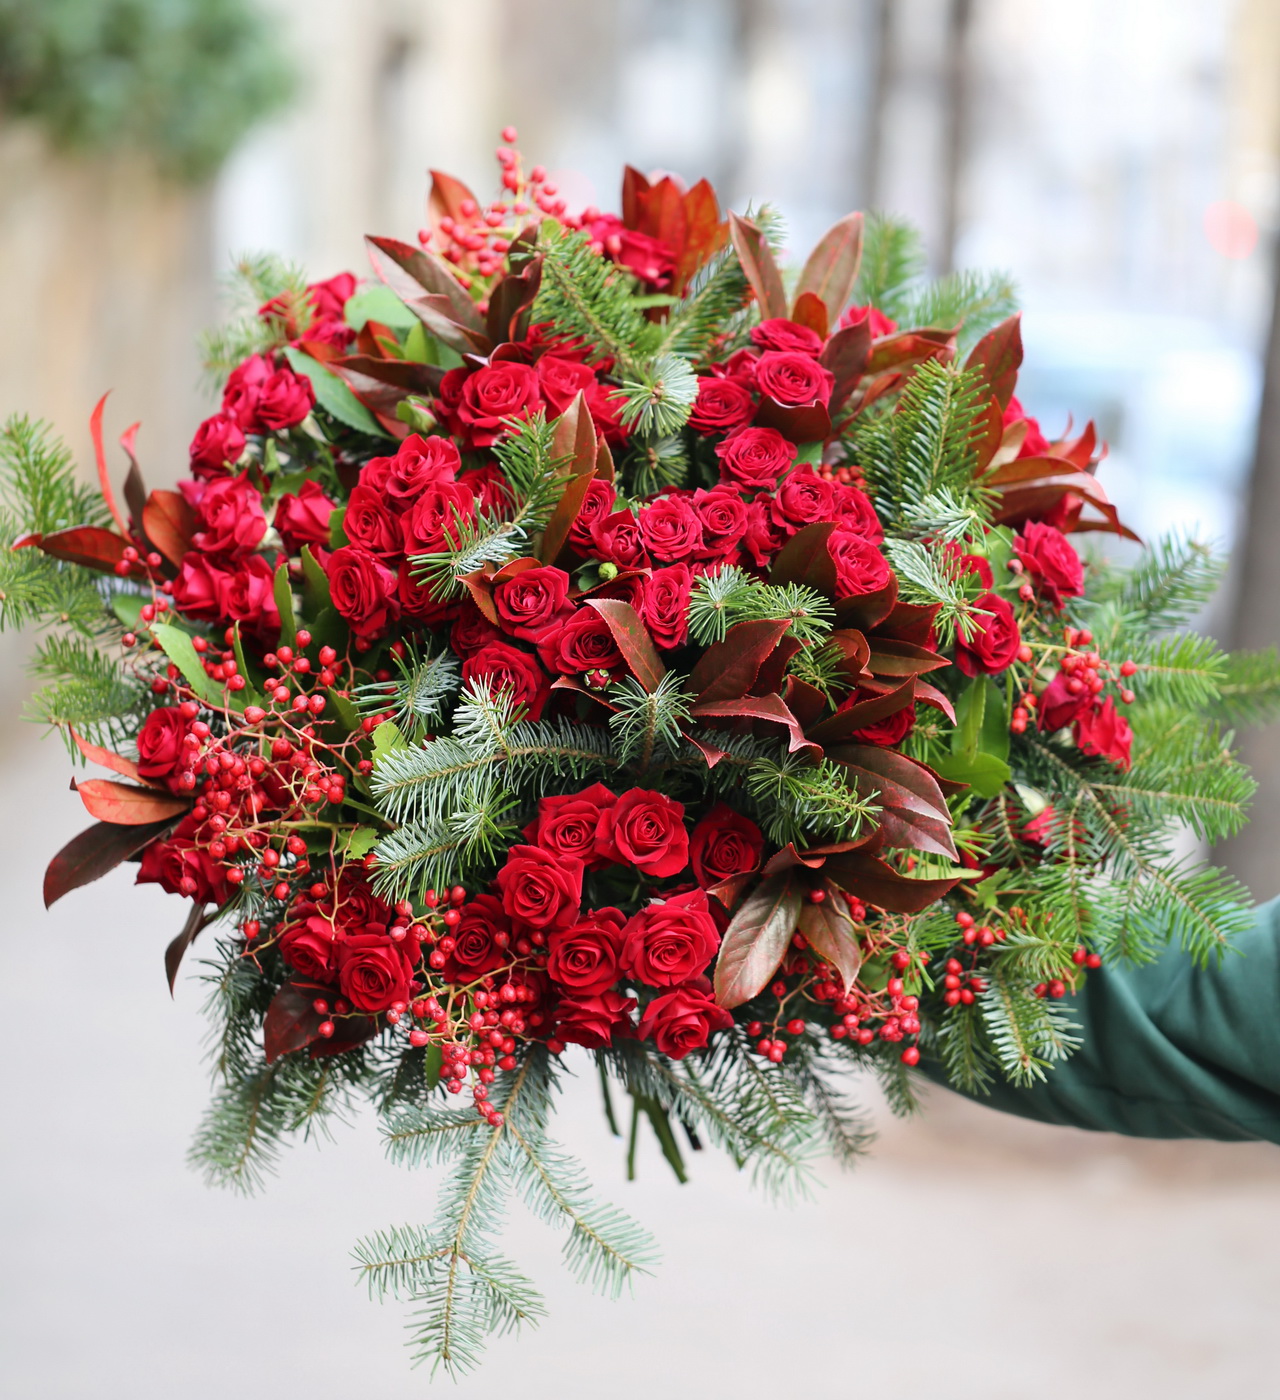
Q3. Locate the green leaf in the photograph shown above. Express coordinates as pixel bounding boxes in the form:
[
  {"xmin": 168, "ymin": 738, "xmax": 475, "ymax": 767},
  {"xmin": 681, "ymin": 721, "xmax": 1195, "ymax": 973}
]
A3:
[
  {"xmin": 372, "ymin": 720, "xmax": 408, "ymax": 758},
  {"xmin": 328, "ymin": 505, "xmax": 348, "ymax": 550},
  {"xmin": 283, "ymin": 347, "xmax": 390, "ymax": 437},
  {"xmin": 300, "ymin": 544, "xmax": 331, "ymax": 614},
  {"xmin": 934, "ymin": 750, "xmax": 1012, "ymax": 798},
  {"xmin": 150, "ymin": 622, "xmax": 223, "ymax": 706},
  {"xmin": 344, "ymin": 284, "xmax": 419, "ymax": 331},
  {"xmin": 273, "ymin": 562, "xmax": 297, "ymax": 646},
  {"xmin": 112, "ymin": 592, "xmax": 145, "ymax": 630},
  {"xmin": 326, "ymin": 686, "xmax": 362, "ymax": 733},
  {"xmin": 343, "ymin": 826, "xmax": 381, "ymax": 858}
]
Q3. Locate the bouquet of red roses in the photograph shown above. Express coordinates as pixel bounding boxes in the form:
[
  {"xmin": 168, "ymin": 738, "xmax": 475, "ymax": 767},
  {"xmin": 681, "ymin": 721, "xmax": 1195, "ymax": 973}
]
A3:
[{"xmin": 3, "ymin": 132, "xmax": 1271, "ymax": 1374}]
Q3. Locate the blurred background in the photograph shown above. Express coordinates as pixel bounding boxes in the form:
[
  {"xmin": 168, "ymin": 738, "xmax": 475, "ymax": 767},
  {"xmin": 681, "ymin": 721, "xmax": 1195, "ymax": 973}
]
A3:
[{"xmin": 4, "ymin": 0, "xmax": 1280, "ymax": 1395}]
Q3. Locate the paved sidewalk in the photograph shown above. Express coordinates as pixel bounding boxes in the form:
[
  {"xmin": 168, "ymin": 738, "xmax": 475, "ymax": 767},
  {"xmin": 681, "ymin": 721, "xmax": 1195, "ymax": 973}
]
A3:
[{"xmin": 3, "ymin": 732, "xmax": 1278, "ymax": 1399}]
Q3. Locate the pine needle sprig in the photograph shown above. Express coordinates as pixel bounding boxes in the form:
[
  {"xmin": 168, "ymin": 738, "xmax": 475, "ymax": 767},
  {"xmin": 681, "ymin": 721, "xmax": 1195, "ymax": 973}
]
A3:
[
  {"xmin": 851, "ymin": 213, "xmax": 926, "ymax": 321},
  {"xmin": 687, "ymin": 565, "xmax": 834, "ymax": 646},
  {"xmin": 907, "ymin": 269, "xmax": 1019, "ymax": 355}
]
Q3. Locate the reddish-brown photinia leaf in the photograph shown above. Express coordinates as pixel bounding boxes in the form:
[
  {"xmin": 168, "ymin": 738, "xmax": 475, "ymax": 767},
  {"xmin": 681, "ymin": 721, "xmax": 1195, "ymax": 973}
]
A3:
[
  {"xmin": 366, "ymin": 236, "xmax": 487, "ymax": 336},
  {"xmin": 550, "ymin": 675, "xmax": 620, "ymax": 711},
  {"xmin": 769, "ymin": 520, "xmax": 839, "ymax": 597},
  {"xmin": 970, "ymin": 395, "xmax": 1005, "ymax": 474},
  {"xmin": 875, "ymin": 600, "xmax": 941, "ymax": 646},
  {"xmin": 690, "ymin": 692, "xmax": 821, "ymax": 761},
  {"xmin": 672, "ymin": 178, "xmax": 727, "ymax": 291},
  {"xmin": 754, "ymin": 396, "xmax": 833, "ymax": 444},
  {"xmin": 913, "ymin": 679, "xmax": 957, "ymax": 724},
  {"xmin": 761, "ymin": 843, "xmax": 830, "ymax": 876},
  {"xmin": 754, "ymin": 633, "xmax": 803, "ymax": 696},
  {"xmin": 165, "ymin": 902, "xmax": 209, "ymax": 996},
  {"xmin": 833, "ymin": 574, "xmax": 899, "ymax": 630},
  {"xmin": 486, "ymin": 259, "xmax": 543, "ymax": 344},
  {"xmin": 428, "ymin": 168, "xmax": 481, "ymax": 232},
  {"xmin": 264, "ymin": 983, "xmax": 326, "ymax": 1063},
  {"xmin": 683, "ymin": 731, "xmax": 728, "ymax": 768},
  {"xmin": 582, "ymin": 598, "xmax": 666, "ymax": 693},
  {"xmin": 983, "ymin": 454, "xmax": 1139, "ymax": 541},
  {"xmin": 798, "ymin": 884, "xmax": 863, "ymax": 992},
  {"xmin": 689, "ymin": 618, "xmax": 791, "ymax": 702},
  {"xmin": 404, "ymin": 294, "xmax": 492, "ymax": 357},
  {"xmin": 713, "ymin": 874, "xmax": 805, "ymax": 1009},
  {"xmin": 36, "ymin": 526, "xmax": 134, "ymax": 575},
  {"xmin": 74, "ymin": 779, "xmax": 189, "ymax": 826},
  {"xmin": 821, "ymin": 851, "xmax": 965, "ymax": 915},
  {"xmin": 807, "ymin": 677, "xmax": 916, "ymax": 743},
  {"xmin": 705, "ymin": 872, "xmax": 753, "ymax": 910},
  {"xmin": 782, "ymin": 675, "xmax": 827, "ymax": 730},
  {"xmin": 828, "ymin": 744, "xmax": 958, "ymax": 860},
  {"xmin": 329, "ymin": 355, "xmax": 444, "ymax": 395},
  {"xmin": 821, "ymin": 320, "xmax": 873, "ymax": 410},
  {"xmin": 141, "ymin": 489, "xmax": 195, "ymax": 570},
  {"xmin": 89, "ymin": 392, "xmax": 127, "ymax": 535},
  {"xmin": 729, "ymin": 212, "xmax": 788, "ymax": 320},
  {"xmin": 794, "ymin": 212, "xmax": 863, "ymax": 324},
  {"xmin": 621, "ymin": 165, "xmax": 649, "ymax": 228},
  {"xmin": 311, "ymin": 1014, "xmax": 379, "ymax": 1058},
  {"xmin": 868, "ymin": 327, "xmax": 956, "ymax": 375},
  {"xmin": 122, "ymin": 457, "xmax": 147, "ymax": 528},
  {"xmin": 42, "ymin": 817, "xmax": 175, "ymax": 908},
  {"xmin": 965, "ymin": 313, "xmax": 1023, "ymax": 410},
  {"xmin": 789, "ymin": 291, "xmax": 829, "ymax": 339},
  {"xmin": 1053, "ymin": 421, "xmax": 1099, "ymax": 470},
  {"xmin": 866, "ymin": 638, "xmax": 951, "ymax": 677},
  {"xmin": 70, "ymin": 729, "xmax": 146, "ymax": 784}
]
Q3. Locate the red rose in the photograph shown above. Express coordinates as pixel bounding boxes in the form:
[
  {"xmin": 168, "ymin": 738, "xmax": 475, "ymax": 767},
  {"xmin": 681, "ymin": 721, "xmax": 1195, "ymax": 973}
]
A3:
[
  {"xmin": 344, "ymin": 485, "xmax": 404, "ymax": 558},
  {"xmin": 494, "ymin": 565, "xmax": 573, "ymax": 641},
  {"xmin": 443, "ymin": 893, "xmax": 511, "ymax": 981},
  {"xmin": 755, "ymin": 351, "xmax": 834, "ymax": 408},
  {"xmin": 308, "ymin": 271, "xmax": 356, "ymax": 322},
  {"xmin": 751, "ymin": 317, "xmax": 825, "ymax": 356},
  {"xmin": 254, "ymin": 367, "xmax": 316, "ymax": 432},
  {"xmin": 337, "ymin": 933, "xmax": 413, "ymax": 1013},
  {"xmin": 640, "ymin": 565, "xmax": 693, "ymax": 650},
  {"xmin": 454, "ymin": 362, "xmax": 543, "ymax": 447},
  {"xmin": 568, "ymin": 479, "xmax": 617, "ymax": 551},
  {"xmin": 137, "ymin": 836, "xmax": 229, "ymax": 905},
  {"xmin": 770, "ymin": 464, "xmax": 838, "ymax": 534},
  {"xmin": 955, "ymin": 592, "xmax": 1022, "ymax": 676},
  {"xmin": 361, "ymin": 434, "xmax": 461, "ymax": 506},
  {"xmin": 715, "ymin": 427, "xmax": 797, "ymax": 493},
  {"xmin": 586, "ymin": 214, "xmax": 676, "ymax": 289},
  {"xmin": 832, "ymin": 484, "xmax": 883, "ymax": 542},
  {"xmin": 222, "ymin": 554, "xmax": 281, "ymax": 643},
  {"xmin": 1037, "ymin": 670, "xmax": 1092, "ymax": 732},
  {"xmin": 742, "ymin": 499, "xmax": 787, "ymax": 568},
  {"xmin": 690, "ymin": 487, "xmax": 748, "ymax": 560},
  {"xmin": 400, "ymin": 481, "xmax": 476, "ymax": 555},
  {"xmin": 845, "ymin": 694, "xmax": 917, "ymax": 747},
  {"xmin": 459, "ymin": 463, "xmax": 513, "ymax": 515},
  {"xmin": 828, "ymin": 528, "xmax": 893, "ymax": 599},
  {"xmin": 546, "ymin": 907, "xmax": 626, "ymax": 994},
  {"xmin": 522, "ymin": 783, "xmax": 618, "ymax": 870},
  {"xmin": 585, "ymin": 381, "xmax": 631, "ymax": 446},
  {"xmin": 496, "ymin": 844, "xmax": 583, "ymax": 930},
  {"xmin": 602, "ymin": 788, "xmax": 689, "ymax": 879},
  {"xmin": 326, "ymin": 869, "xmax": 393, "ymax": 929},
  {"xmin": 274, "ymin": 479, "xmax": 335, "ymax": 552},
  {"xmin": 1003, "ymin": 396, "xmax": 1050, "ymax": 457},
  {"xmin": 553, "ymin": 989, "xmax": 638, "ymax": 1048},
  {"xmin": 535, "ymin": 355, "xmax": 597, "ymax": 415},
  {"xmin": 193, "ymin": 474, "xmax": 267, "ymax": 557},
  {"xmin": 220, "ymin": 353, "xmax": 273, "ymax": 429},
  {"xmin": 279, "ymin": 916, "xmax": 338, "ymax": 981},
  {"xmin": 588, "ymin": 509, "xmax": 649, "ymax": 569},
  {"xmin": 840, "ymin": 304, "xmax": 898, "ymax": 338},
  {"xmin": 638, "ymin": 984, "xmax": 733, "ymax": 1058},
  {"xmin": 136, "ymin": 707, "xmax": 188, "ymax": 784},
  {"xmin": 1016, "ymin": 521, "xmax": 1083, "ymax": 607},
  {"xmin": 1075, "ymin": 697, "xmax": 1133, "ymax": 770},
  {"xmin": 396, "ymin": 562, "xmax": 456, "ymax": 626},
  {"xmin": 451, "ymin": 602, "xmax": 502, "ymax": 658},
  {"xmin": 713, "ymin": 348, "xmax": 762, "ymax": 387},
  {"xmin": 461, "ymin": 640, "xmax": 551, "ymax": 718},
  {"xmin": 942, "ymin": 540, "xmax": 994, "ymax": 588},
  {"xmin": 688, "ymin": 376, "xmax": 756, "ymax": 435},
  {"xmin": 189, "ymin": 414, "xmax": 245, "ymax": 479},
  {"xmin": 621, "ymin": 889, "xmax": 720, "ymax": 986},
  {"xmin": 689, "ymin": 803, "xmax": 764, "ymax": 887},
  {"xmin": 640, "ymin": 495, "xmax": 703, "ymax": 563},
  {"xmin": 171, "ymin": 552, "xmax": 234, "ymax": 622},
  {"xmin": 327, "ymin": 545, "xmax": 400, "ymax": 636},
  {"xmin": 537, "ymin": 608, "xmax": 624, "ymax": 677}
]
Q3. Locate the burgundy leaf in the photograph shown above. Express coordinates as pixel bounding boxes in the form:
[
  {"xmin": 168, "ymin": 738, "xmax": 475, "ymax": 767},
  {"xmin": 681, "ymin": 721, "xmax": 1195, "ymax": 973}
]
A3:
[
  {"xmin": 821, "ymin": 320, "xmax": 873, "ymax": 410},
  {"xmin": 329, "ymin": 355, "xmax": 445, "ymax": 395},
  {"xmin": 728, "ymin": 212, "xmax": 788, "ymax": 320},
  {"xmin": 366, "ymin": 235, "xmax": 485, "ymax": 333},
  {"xmin": 789, "ymin": 290, "xmax": 829, "ymax": 339},
  {"xmin": 713, "ymin": 874, "xmax": 804, "ymax": 1008},
  {"xmin": 42, "ymin": 817, "xmax": 175, "ymax": 908},
  {"xmin": 754, "ymin": 396, "xmax": 832, "ymax": 444},
  {"xmin": 69, "ymin": 728, "xmax": 146, "ymax": 784},
  {"xmin": 965, "ymin": 314, "xmax": 1023, "ymax": 409},
  {"xmin": 798, "ymin": 885, "xmax": 863, "ymax": 992},
  {"xmin": 311, "ymin": 1015, "xmax": 379, "ymax": 1058},
  {"xmin": 75, "ymin": 779, "xmax": 189, "ymax": 826},
  {"xmin": 755, "ymin": 633, "xmax": 803, "ymax": 696},
  {"xmin": 866, "ymin": 638, "xmax": 951, "ymax": 677},
  {"xmin": 875, "ymin": 600, "xmax": 940, "ymax": 646},
  {"xmin": 794, "ymin": 212, "xmax": 864, "ymax": 323},
  {"xmin": 89, "ymin": 392, "xmax": 127, "ymax": 535},
  {"xmin": 914, "ymin": 680, "xmax": 957, "ymax": 723},
  {"xmin": 822, "ymin": 851, "xmax": 964, "ymax": 914},
  {"xmin": 867, "ymin": 328, "xmax": 956, "ymax": 375},
  {"xmin": 807, "ymin": 677, "xmax": 915, "ymax": 742},
  {"xmin": 690, "ymin": 692, "xmax": 821, "ymax": 760},
  {"xmin": 264, "ymin": 983, "xmax": 325, "ymax": 1064},
  {"xmin": 832, "ymin": 574, "xmax": 899, "ymax": 630},
  {"xmin": 165, "ymin": 903, "xmax": 209, "ymax": 996},
  {"xmin": 768, "ymin": 520, "xmax": 839, "ymax": 596},
  {"xmin": 582, "ymin": 598, "xmax": 666, "ymax": 693},
  {"xmin": 689, "ymin": 618, "xmax": 791, "ymax": 702},
  {"xmin": 486, "ymin": 258, "xmax": 543, "ymax": 343},
  {"xmin": 782, "ymin": 675, "xmax": 827, "ymax": 730},
  {"xmin": 828, "ymin": 744, "xmax": 958, "ymax": 860},
  {"xmin": 141, "ymin": 489, "xmax": 195, "ymax": 570},
  {"xmin": 36, "ymin": 526, "xmax": 135, "ymax": 575}
]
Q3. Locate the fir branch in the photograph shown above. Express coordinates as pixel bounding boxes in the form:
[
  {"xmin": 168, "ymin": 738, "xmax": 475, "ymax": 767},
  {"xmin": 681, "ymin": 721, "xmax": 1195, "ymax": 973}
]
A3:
[
  {"xmin": 978, "ymin": 966, "xmax": 1081, "ymax": 1085},
  {"xmin": 201, "ymin": 252, "xmax": 311, "ymax": 379},
  {"xmin": 608, "ymin": 672, "xmax": 693, "ymax": 771},
  {"xmin": 351, "ymin": 644, "xmax": 459, "ymax": 738},
  {"xmin": 744, "ymin": 753, "xmax": 878, "ymax": 847},
  {"xmin": 687, "ymin": 565, "xmax": 834, "ymax": 647},
  {"xmin": 852, "ymin": 213, "xmax": 925, "ymax": 321},
  {"xmin": 654, "ymin": 243, "xmax": 751, "ymax": 360},
  {"xmin": 908, "ymin": 269, "xmax": 1018, "ymax": 355},
  {"xmin": 616, "ymin": 353, "xmax": 699, "ymax": 437},
  {"xmin": 1208, "ymin": 647, "xmax": 1280, "ymax": 729},
  {"xmin": 882, "ymin": 537, "xmax": 985, "ymax": 645},
  {"xmin": 1094, "ymin": 533, "xmax": 1222, "ymax": 630}
]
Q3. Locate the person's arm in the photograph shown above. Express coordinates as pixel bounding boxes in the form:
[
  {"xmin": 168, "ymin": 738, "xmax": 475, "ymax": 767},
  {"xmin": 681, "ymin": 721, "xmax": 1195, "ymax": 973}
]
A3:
[{"xmin": 925, "ymin": 896, "xmax": 1280, "ymax": 1144}]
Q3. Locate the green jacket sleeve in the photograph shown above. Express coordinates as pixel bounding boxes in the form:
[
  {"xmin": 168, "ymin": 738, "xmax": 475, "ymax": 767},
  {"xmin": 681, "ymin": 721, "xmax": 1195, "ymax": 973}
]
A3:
[{"xmin": 926, "ymin": 896, "xmax": 1280, "ymax": 1143}]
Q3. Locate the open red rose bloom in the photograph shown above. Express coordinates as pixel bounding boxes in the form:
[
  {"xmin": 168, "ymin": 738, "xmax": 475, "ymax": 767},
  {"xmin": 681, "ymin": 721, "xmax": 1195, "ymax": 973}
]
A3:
[{"xmin": 11, "ymin": 133, "xmax": 1265, "ymax": 1374}]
